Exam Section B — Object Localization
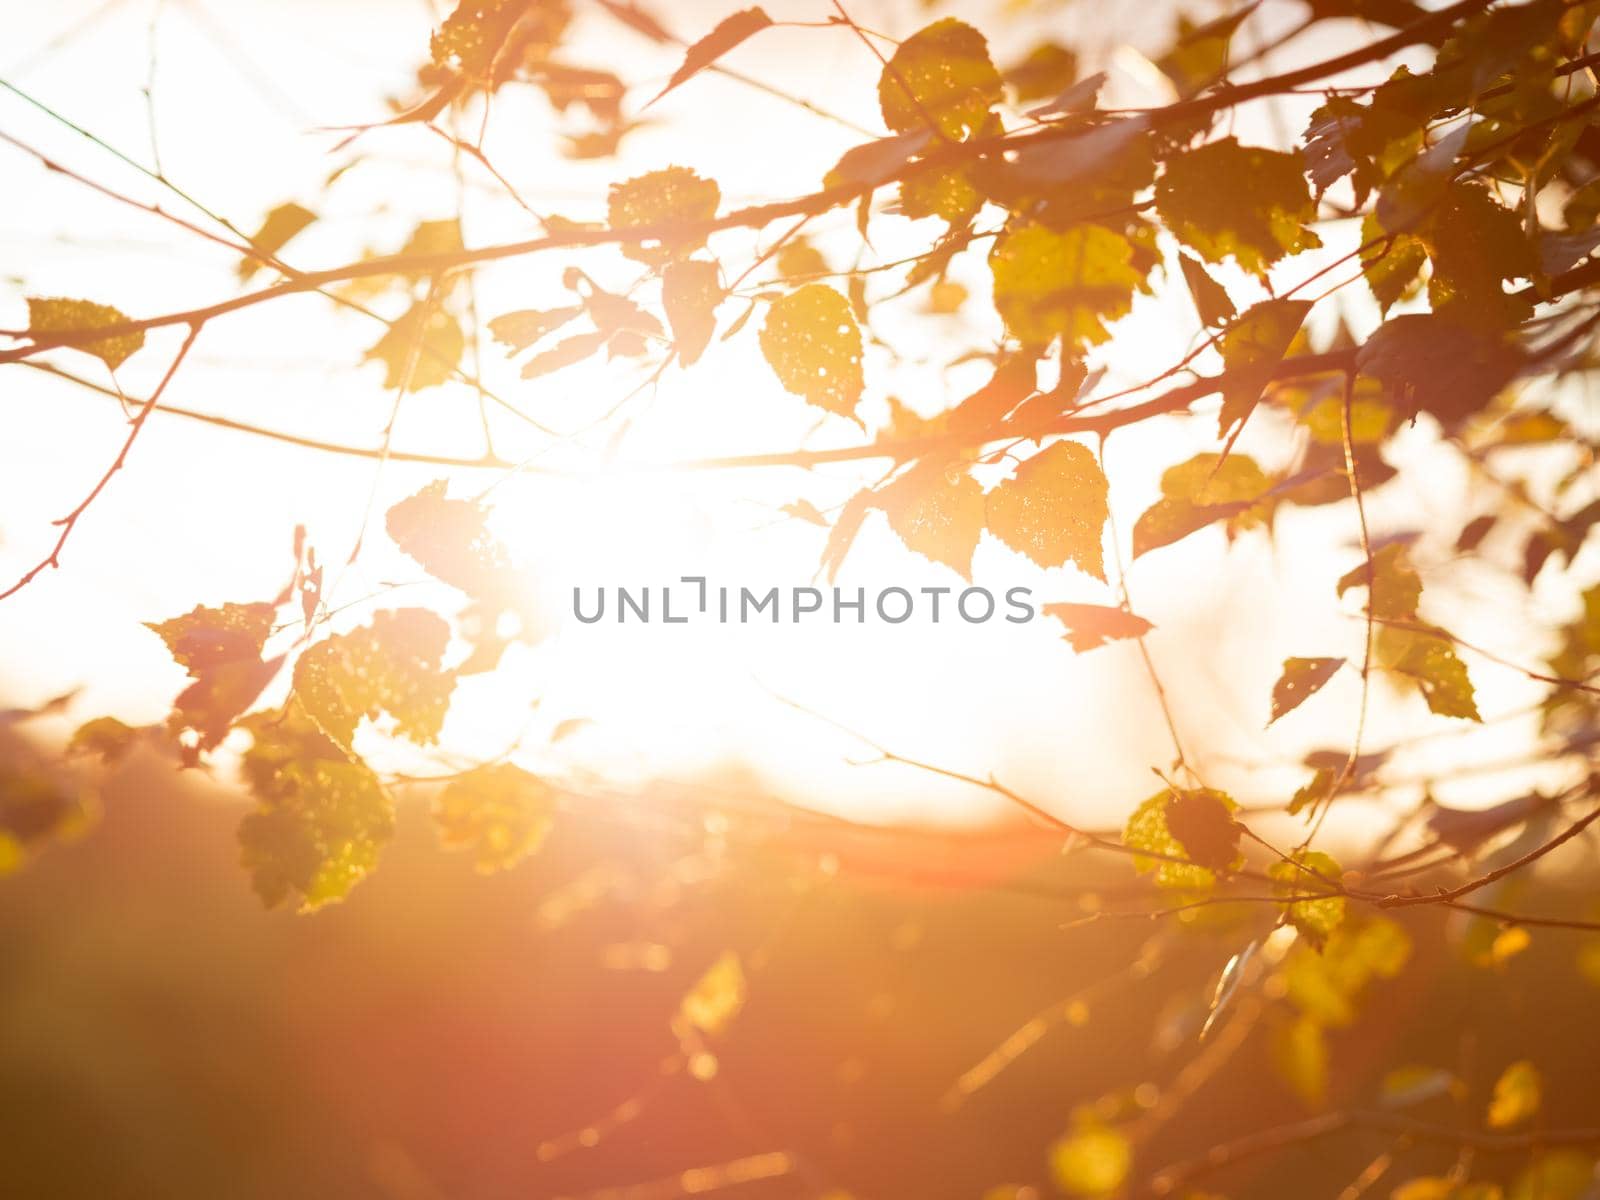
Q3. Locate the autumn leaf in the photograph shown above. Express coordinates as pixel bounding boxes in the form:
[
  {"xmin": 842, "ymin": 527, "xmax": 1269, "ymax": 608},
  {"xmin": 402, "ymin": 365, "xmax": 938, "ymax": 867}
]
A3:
[
  {"xmin": 1178, "ymin": 252, "xmax": 1236, "ymax": 329},
  {"xmin": 1125, "ymin": 788, "xmax": 1236, "ymax": 891},
  {"xmin": 1043, "ymin": 603, "xmax": 1153, "ymax": 653},
  {"xmin": 607, "ymin": 167, "xmax": 720, "ymax": 265},
  {"xmin": 877, "ymin": 18, "xmax": 1002, "ymax": 140},
  {"xmin": 1269, "ymin": 657, "xmax": 1345, "ymax": 725},
  {"xmin": 1004, "ymin": 41, "xmax": 1077, "ymax": 103},
  {"xmin": 1216, "ymin": 298, "xmax": 1312, "ymax": 438},
  {"xmin": 984, "ymin": 441, "xmax": 1109, "ymax": 579},
  {"xmin": 26, "ymin": 297, "xmax": 145, "ymax": 369},
  {"xmin": 1270, "ymin": 850, "xmax": 1347, "ymax": 947},
  {"xmin": 66, "ymin": 716, "xmax": 142, "ymax": 766},
  {"xmin": 1486, "ymin": 1060, "xmax": 1541, "ymax": 1129},
  {"xmin": 293, "ymin": 608, "xmax": 456, "ymax": 750},
  {"xmin": 678, "ymin": 950, "xmax": 746, "ymax": 1036},
  {"xmin": 1049, "ymin": 1118, "xmax": 1130, "ymax": 1197},
  {"xmin": 1336, "ymin": 542, "xmax": 1421, "ymax": 621},
  {"xmin": 1133, "ymin": 452, "xmax": 1272, "ymax": 558},
  {"xmin": 1165, "ymin": 787, "xmax": 1243, "ymax": 874},
  {"xmin": 363, "ymin": 302, "xmax": 464, "ymax": 391},
  {"xmin": 239, "ymin": 202, "xmax": 315, "ymax": 280},
  {"xmin": 237, "ymin": 705, "xmax": 394, "ymax": 911},
  {"xmin": 990, "ymin": 221, "xmax": 1151, "ymax": 348},
  {"xmin": 879, "ymin": 462, "xmax": 986, "ymax": 579},
  {"xmin": 758, "ymin": 284, "xmax": 865, "ymax": 420},
  {"xmin": 435, "ymin": 763, "xmax": 555, "ymax": 873},
  {"xmin": 662, "ymin": 258, "xmax": 724, "ymax": 365},
  {"xmin": 385, "ymin": 480, "xmax": 520, "ymax": 610},
  {"xmin": 148, "ymin": 600, "xmax": 283, "ymax": 758},
  {"xmin": 1273, "ymin": 1013, "xmax": 1329, "ymax": 1106},
  {"xmin": 1155, "ymin": 138, "xmax": 1322, "ymax": 275},
  {"xmin": 1377, "ymin": 625, "xmax": 1482, "ymax": 721},
  {"xmin": 1288, "ymin": 766, "xmax": 1336, "ymax": 816},
  {"xmin": 1155, "ymin": 5, "xmax": 1255, "ymax": 97},
  {"xmin": 648, "ymin": 8, "xmax": 772, "ymax": 105},
  {"xmin": 487, "ymin": 305, "xmax": 583, "ymax": 351}
]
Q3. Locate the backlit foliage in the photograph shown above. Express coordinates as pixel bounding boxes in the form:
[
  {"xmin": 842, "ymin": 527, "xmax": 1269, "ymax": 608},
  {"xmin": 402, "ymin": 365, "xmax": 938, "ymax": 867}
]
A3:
[{"xmin": 6, "ymin": 0, "xmax": 1600, "ymax": 1195}]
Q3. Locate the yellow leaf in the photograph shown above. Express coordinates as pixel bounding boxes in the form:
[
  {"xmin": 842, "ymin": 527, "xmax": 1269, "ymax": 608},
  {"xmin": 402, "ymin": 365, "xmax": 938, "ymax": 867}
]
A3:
[
  {"xmin": 26, "ymin": 296, "xmax": 145, "ymax": 369},
  {"xmin": 1272, "ymin": 1013, "xmax": 1329, "ymax": 1107},
  {"xmin": 758, "ymin": 284, "xmax": 865, "ymax": 419},
  {"xmin": 990, "ymin": 221, "xmax": 1150, "ymax": 348},
  {"xmin": 435, "ymin": 763, "xmax": 554, "ymax": 873},
  {"xmin": 984, "ymin": 441, "xmax": 1109, "ymax": 578},
  {"xmin": 878, "ymin": 18, "xmax": 1001, "ymax": 140},
  {"xmin": 1270, "ymin": 850, "xmax": 1347, "ymax": 947},
  {"xmin": 1156, "ymin": 138, "xmax": 1322, "ymax": 275},
  {"xmin": 293, "ymin": 608, "xmax": 456, "ymax": 751},
  {"xmin": 363, "ymin": 302, "xmax": 464, "ymax": 391},
  {"xmin": 680, "ymin": 950, "xmax": 746, "ymax": 1036},
  {"xmin": 607, "ymin": 166, "xmax": 721, "ymax": 265},
  {"xmin": 1049, "ymin": 1121, "xmax": 1130, "ymax": 1197},
  {"xmin": 662, "ymin": 258, "xmax": 724, "ymax": 365},
  {"xmin": 1376, "ymin": 626, "xmax": 1481, "ymax": 722},
  {"xmin": 1485, "ymin": 1060, "xmax": 1540, "ymax": 1129},
  {"xmin": 880, "ymin": 463, "xmax": 986, "ymax": 579},
  {"xmin": 1337, "ymin": 543, "xmax": 1422, "ymax": 622},
  {"xmin": 239, "ymin": 201, "xmax": 315, "ymax": 280}
]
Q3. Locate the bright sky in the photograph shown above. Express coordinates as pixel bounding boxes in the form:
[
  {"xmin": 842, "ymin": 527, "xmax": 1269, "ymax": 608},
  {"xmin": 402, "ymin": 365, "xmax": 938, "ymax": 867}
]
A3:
[{"xmin": 1, "ymin": 0, "xmax": 1586, "ymax": 832}]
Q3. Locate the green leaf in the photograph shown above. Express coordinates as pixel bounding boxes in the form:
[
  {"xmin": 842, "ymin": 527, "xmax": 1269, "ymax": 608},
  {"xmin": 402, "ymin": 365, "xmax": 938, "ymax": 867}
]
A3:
[
  {"xmin": 1377, "ymin": 625, "xmax": 1482, "ymax": 721},
  {"xmin": 1216, "ymin": 298, "xmax": 1312, "ymax": 437},
  {"xmin": 1155, "ymin": 138, "xmax": 1321, "ymax": 275},
  {"xmin": 1132, "ymin": 452, "xmax": 1272, "ymax": 558},
  {"xmin": 363, "ymin": 302, "xmax": 464, "ymax": 391},
  {"xmin": 435, "ymin": 763, "xmax": 555, "ymax": 873},
  {"xmin": 607, "ymin": 166, "xmax": 720, "ymax": 265},
  {"xmin": 1486, "ymin": 1059, "xmax": 1541, "ymax": 1129},
  {"xmin": 879, "ymin": 462, "xmax": 986, "ymax": 579},
  {"xmin": 662, "ymin": 258, "xmax": 724, "ymax": 365},
  {"xmin": 1270, "ymin": 850, "xmax": 1347, "ymax": 947},
  {"xmin": 1269, "ymin": 657, "xmax": 1345, "ymax": 725},
  {"xmin": 984, "ymin": 441, "xmax": 1109, "ymax": 578},
  {"xmin": 649, "ymin": 8, "xmax": 772, "ymax": 105},
  {"xmin": 990, "ymin": 221, "xmax": 1150, "ymax": 348},
  {"xmin": 1043, "ymin": 603, "xmax": 1153, "ymax": 653},
  {"xmin": 1178, "ymin": 252, "xmax": 1236, "ymax": 329},
  {"xmin": 293, "ymin": 608, "xmax": 456, "ymax": 751},
  {"xmin": 239, "ymin": 202, "xmax": 315, "ymax": 280},
  {"xmin": 758, "ymin": 284, "xmax": 865, "ymax": 420},
  {"xmin": 1049, "ymin": 1120, "xmax": 1130, "ymax": 1197},
  {"xmin": 878, "ymin": 18, "xmax": 1002, "ymax": 140},
  {"xmin": 26, "ymin": 297, "xmax": 145, "ymax": 369},
  {"xmin": 1336, "ymin": 542, "xmax": 1421, "ymax": 622}
]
